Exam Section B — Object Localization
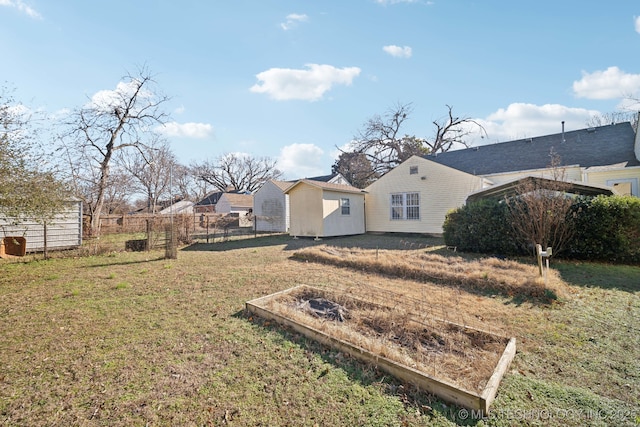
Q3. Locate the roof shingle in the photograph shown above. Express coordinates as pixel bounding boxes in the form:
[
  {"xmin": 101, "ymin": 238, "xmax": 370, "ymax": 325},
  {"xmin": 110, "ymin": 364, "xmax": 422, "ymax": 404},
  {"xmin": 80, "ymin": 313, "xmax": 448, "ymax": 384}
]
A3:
[{"xmin": 426, "ymin": 122, "xmax": 638, "ymax": 176}]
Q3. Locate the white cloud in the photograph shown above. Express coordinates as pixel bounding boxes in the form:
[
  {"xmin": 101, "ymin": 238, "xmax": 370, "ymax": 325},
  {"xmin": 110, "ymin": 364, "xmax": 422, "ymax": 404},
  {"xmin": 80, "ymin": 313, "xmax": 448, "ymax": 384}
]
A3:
[
  {"xmin": 572, "ymin": 66, "xmax": 640, "ymax": 100},
  {"xmin": 173, "ymin": 105, "xmax": 186, "ymax": 115},
  {"xmin": 157, "ymin": 122, "xmax": 213, "ymax": 139},
  {"xmin": 464, "ymin": 103, "xmax": 601, "ymax": 146},
  {"xmin": 278, "ymin": 143, "xmax": 325, "ymax": 178},
  {"xmin": 635, "ymin": 16, "xmax": 640, "ymax": 34},
  {"xmin": 0, "ymin": 0, "xmax": 41, "ymax": 19},
  {"xmin": 382, "ymin": 45, "xmax": 412, "ymax": 58},
  {"xmin": 280, "ymin": 13, "xmax": 308, "ymax": 30},
  {"xmin": 87, "ymin": 80, "xmax": 153, "ymax": 113},
  {"xmin": 250, "ymin": 64, "xmax": 361, "ymax": 101}
]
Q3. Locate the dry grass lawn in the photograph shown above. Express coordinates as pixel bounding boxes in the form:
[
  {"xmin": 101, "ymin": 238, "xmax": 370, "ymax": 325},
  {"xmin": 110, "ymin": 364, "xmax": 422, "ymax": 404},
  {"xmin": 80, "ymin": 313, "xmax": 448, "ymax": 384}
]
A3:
[{"xmin": 1, "ymin": 233, "xmax": 638, "ymax": 426}]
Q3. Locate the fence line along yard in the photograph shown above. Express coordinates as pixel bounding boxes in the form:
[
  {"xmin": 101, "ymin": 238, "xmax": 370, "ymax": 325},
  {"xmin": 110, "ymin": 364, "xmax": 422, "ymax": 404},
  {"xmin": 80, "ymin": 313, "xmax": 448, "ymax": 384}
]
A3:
[{"xmin": 96, "ymin": 212, "xmax": 281, "ymax": 244}]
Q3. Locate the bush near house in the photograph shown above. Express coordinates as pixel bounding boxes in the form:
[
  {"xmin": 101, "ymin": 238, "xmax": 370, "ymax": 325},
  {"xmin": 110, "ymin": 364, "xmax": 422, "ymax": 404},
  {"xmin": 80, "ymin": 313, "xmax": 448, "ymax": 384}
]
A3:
[
  {"xmin": 443, "ymin": 195, "xmax": 640, "ymax": 264},
  {"xmin": 568, "ymin": 195, "xmax": 640, "ymax": 264},
  {"xmin": 442, "ymin": 199, "xmax": 518, "ymax": 255}
]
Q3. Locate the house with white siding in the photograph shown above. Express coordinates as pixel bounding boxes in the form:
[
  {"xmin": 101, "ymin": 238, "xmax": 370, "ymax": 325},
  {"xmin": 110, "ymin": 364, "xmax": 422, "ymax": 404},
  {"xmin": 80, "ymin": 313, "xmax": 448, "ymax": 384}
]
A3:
[
  {"xmin": 215, "ymin": 193, "xmax": 253, "ymax": 215},
  {"xmin": 364, "ymin": 156, "xmax": 489, "ymax": 235},
  {"xmin": 285, "ymin": 179, "xmax": 366, "ymax": 238},
  {"xmin": 364, "ymin": 120, "xmax": 639, "ymax": 236}
]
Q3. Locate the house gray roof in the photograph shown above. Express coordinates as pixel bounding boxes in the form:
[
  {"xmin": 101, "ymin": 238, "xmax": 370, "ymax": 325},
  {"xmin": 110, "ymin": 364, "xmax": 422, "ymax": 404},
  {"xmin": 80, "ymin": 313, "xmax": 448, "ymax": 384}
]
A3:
[
  {"xmin": 305, "ymin": 173, "xmax": 339, "ymax": 182},
  {"xmin": 195, "ymin": 189, "xmax": 247, "ymax": 206},
  {"xmin": 425, "ymin": 122, "xmax": 638, "ymax": 176}
]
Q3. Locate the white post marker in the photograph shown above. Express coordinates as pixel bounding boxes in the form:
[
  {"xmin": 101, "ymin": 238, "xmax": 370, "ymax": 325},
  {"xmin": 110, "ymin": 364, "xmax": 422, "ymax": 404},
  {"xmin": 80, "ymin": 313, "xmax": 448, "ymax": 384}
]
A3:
[{"xmin": 536, "ymin": 244, "xmax": 552, "ymax": 285}]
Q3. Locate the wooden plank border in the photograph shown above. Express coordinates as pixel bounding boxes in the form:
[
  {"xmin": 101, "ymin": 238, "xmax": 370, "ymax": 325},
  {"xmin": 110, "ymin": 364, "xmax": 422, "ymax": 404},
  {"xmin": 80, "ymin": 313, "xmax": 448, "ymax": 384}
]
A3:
[{"xmin": 246, "ymin": 285, "xmax": 516, "ymax": 415}]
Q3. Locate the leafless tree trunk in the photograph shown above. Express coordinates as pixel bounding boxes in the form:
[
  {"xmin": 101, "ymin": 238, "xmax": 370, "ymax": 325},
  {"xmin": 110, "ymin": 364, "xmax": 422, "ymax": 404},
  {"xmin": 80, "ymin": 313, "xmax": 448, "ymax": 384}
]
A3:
[{"xmin": 61, "ymin": 67, "xmax": 170, "ymax": 236}]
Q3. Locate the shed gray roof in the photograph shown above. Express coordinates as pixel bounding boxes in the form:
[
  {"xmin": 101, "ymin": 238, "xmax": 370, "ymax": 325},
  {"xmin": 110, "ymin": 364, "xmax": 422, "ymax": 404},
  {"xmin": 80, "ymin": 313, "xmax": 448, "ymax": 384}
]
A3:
[
  {"xmin": 425, "ymin": 122, "xmax": 638, "ymax": 176},
  {"xmin": 465, "ymin": 176, "xmax": 615, "ymax": 204}
]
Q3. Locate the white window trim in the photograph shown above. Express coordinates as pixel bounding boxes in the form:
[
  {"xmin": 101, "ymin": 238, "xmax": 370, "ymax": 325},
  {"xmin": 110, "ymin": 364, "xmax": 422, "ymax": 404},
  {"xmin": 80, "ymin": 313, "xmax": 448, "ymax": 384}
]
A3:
[
  {"xmin": 390, "ymin": 192, "xmax": 420, "ymax": 220},
  {"xmin": 340, "ymin": 198, "xmax": 351, "ymax": 215}
]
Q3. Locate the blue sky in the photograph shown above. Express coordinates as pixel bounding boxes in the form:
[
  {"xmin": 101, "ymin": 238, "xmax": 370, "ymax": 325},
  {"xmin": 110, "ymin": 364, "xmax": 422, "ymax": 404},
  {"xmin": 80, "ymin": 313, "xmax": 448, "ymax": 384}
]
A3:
[{"xmin": 2, "ymin": 0, "xmax": 640, "ymax": 180}]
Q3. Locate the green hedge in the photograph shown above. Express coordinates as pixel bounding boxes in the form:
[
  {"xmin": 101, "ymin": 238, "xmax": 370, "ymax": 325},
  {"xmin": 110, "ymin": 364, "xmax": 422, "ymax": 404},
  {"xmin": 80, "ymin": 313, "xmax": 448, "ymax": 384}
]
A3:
[
  {"xmin": 442, "ymin": 199, "xmax": 519, "ymax": 255},
  {"xmin": 568, "ymin": 195, "xmax": 640, "ymax": 264},
  {"xmin": 443, "ymin": 195, "xmax": 640, "ymax": 264}
]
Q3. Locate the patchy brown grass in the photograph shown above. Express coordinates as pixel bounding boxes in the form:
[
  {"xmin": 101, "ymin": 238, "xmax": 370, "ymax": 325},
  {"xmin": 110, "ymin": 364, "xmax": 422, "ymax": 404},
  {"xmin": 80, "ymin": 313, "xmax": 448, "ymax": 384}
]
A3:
[
  {"xmin": 291, "ymin": 245, "xmax": 567, "ymax": 302},
  {"xmin": 1, "ymin": 233, "xmax": 638, "ymax": 426}
]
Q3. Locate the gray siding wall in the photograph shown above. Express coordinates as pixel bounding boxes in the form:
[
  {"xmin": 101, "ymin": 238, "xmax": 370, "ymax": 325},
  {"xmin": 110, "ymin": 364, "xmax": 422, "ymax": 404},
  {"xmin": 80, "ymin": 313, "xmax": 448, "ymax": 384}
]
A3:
[{"xmin": 0, "ymin": 201, "xmax": 83, "ymax": 252}]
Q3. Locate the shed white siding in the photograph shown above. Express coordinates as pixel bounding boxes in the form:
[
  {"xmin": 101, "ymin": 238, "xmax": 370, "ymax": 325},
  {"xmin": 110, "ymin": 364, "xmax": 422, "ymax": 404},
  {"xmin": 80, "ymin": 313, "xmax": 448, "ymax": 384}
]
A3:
[
  {"xmin": 0, "ymin": 200, "xmax": 83, "ymax": 252},
  {"xmin": 289, "ymin": 184, "xmax": 324, "ymax": 237},
  {"xmin": 365, "ymin": 156, "xmax": 487, "ymax": 235},
  {"xmin": 321, "ymin": 191, "xmax": 365, "ymax": 236},
  {"xmin": 253, "ymin": 180, "xmax": 290, "ymax": 232},
  {"xmin": 287, "ymin": 180, "xmax": 365, "ymax": 238}
]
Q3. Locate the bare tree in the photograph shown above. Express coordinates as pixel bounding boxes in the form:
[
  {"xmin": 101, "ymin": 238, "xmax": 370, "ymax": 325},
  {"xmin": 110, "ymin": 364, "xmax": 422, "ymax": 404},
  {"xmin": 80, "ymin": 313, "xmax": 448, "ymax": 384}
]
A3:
[
  {"xmin": 347, "ymin": 103, "xmax": 426, "ymax": 176},
  {"xmin": 586, "ymin": 109, "xmax": 639, "ymax": 132},
  {"xmin": 191, "ymin": 153, "xmax": 283, "ymax": 193},
  {"xmin": 505, "ymin": 151, "xmax": 576, "ymax": 257},
  {"xmin": 173, "ymin": 163, "xmax": 208, "ymax": 202},
  {"xmin": 101, "ymin": 170, "xmax": 136, "ymax": 214},
  {"xmin": 346, "ymin": 103, "xmax": 486, "ymax": 177},
  {"xmin": 118, "ymin": 137, "xmax": 176, "ymax": 214},
  {"xmin": 429, "ymin": 104, "xmax": 487, "ymax": 153},
  {"xmin": 61, "ymin": 67, "xmax": 170, "ymax": 236},
  {"xmin": 331, "ymin": 151, "xmax": 378, "ymax": 189}
]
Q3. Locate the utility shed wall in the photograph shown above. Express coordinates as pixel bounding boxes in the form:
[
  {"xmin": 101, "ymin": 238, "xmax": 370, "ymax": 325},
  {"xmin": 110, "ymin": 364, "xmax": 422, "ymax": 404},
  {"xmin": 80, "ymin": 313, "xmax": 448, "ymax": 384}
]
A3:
[
  {"xmin": 321, "ymin": 191, "xmax": 365, "ymax": 237},
  {"xmin": 254, "ymin": 181, "xmax": 289, "ymax": 232},
  {"xmin": 0, "ymin": 201, "xmax": 83, "ymax": 252},
  {"xmin": 289, "ymin": 185, "xmax": 324, "ymax": 237}
]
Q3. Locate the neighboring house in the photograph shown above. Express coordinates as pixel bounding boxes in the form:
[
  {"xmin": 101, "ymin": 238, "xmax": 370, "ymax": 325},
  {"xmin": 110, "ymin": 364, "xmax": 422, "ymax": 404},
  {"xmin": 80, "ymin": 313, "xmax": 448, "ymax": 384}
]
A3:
[
  {"xmin": 193, "ymin": 191, "xmax": 226, "ymax": 213},
  {"xmin": 253, "ymin": 173, "xmax": 351, "ymax": 233},
  {"xmin": 215, "ymin": 193, "xmax": 254, "ymax": 215},
  {"xmin": 285, "ymin": 179, "xmax": 366, "ymax": 238},
  {"xmin": 159, "ymin": 200, "xmax": 194, "ymax": 215},
  {"xmin": 253, "ymin": 180, "xmax": 293, "ymax": 233},
  {"xmin": 427, "ymin": 121, "xmax": 640, "ymax": 196},
  {"xmin": 193, "ymin": 189, "xmax": 248, "ymax": 213},
  {"xmin": 364, "ymin": 156, "xmax": 489, "ymax": 235},
  {"xmin": 0, "ymin": 200, "xmax": 83, "ymax": 254}
]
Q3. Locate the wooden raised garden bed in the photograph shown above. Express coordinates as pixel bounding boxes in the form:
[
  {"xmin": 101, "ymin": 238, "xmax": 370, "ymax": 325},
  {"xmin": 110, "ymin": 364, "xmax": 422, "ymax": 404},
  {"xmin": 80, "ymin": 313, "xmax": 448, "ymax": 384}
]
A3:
[{"xmin": 246, "ymin": 285, "xmax": 516, "ymax": 415}]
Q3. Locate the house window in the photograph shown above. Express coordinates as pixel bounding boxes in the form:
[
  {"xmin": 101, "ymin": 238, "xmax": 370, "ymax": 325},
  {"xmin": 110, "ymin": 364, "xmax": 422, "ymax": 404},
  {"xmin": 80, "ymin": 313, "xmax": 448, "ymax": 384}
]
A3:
[
  {"xmin": 390, "ymin": 192, "xmax": 420, "ymax": 220},
  {"xmin": 409, "ymin": 166, "xmax": 418, "ymax": 175},
  {"xmin": 340, "ymin": 198, "xmax": 350, "ymax": 215}
]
